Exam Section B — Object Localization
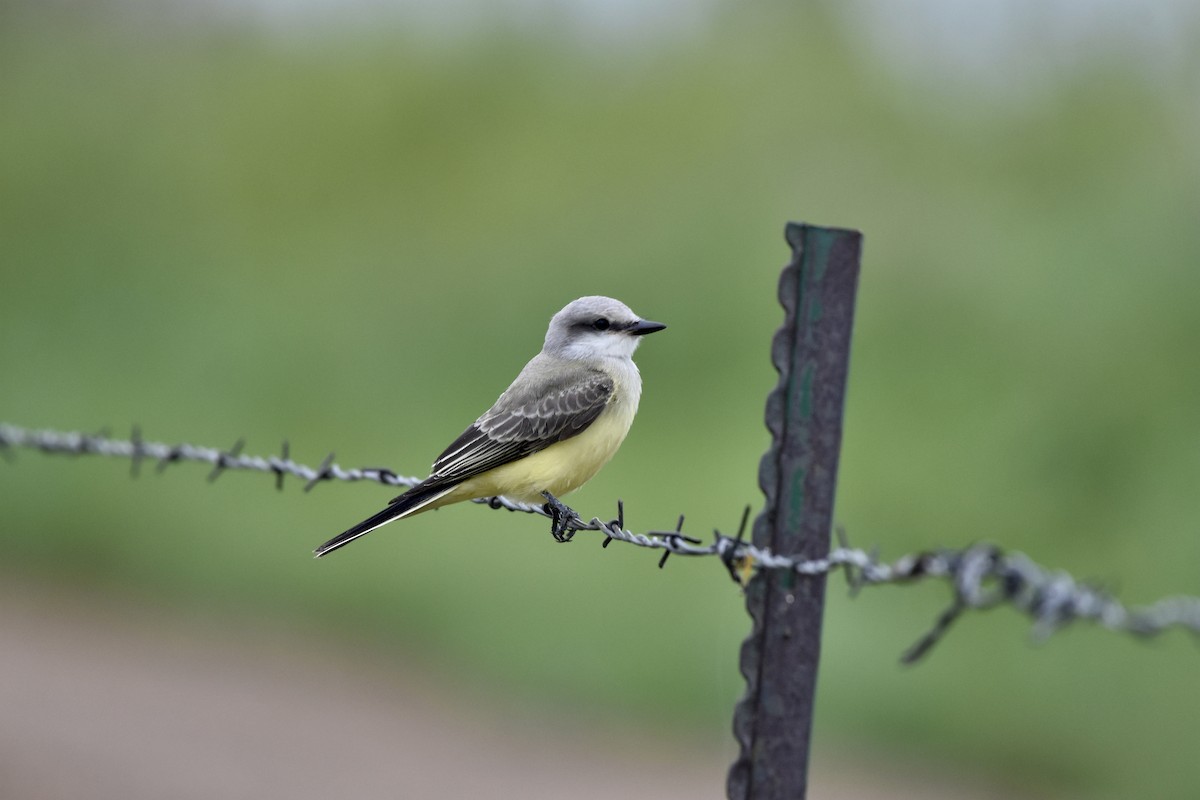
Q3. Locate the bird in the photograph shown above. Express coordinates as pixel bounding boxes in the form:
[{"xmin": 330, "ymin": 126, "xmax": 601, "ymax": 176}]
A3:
[{"xmin": 314, "ymin": 296, "xmax": 666, "ymax": 557}]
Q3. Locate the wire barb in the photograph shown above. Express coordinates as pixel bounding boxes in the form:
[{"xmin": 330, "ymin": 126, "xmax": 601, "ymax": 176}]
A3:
[
  {"xmin": 129, "ymin": 424, "xmax": 145, "ymax": 478},
  {"xmin": 2, "ymin": 422, "xmax": 1199, "ymax": 660},
  {"xmin": 657, "ymin": 515, "xmax": 687, "ymax": 569},
  {"xmin": 720, "ymin": 505, "xmax": 753, "ymax": 586},
  {"xmin": 207, "ymin": 438, "xmax": 245, "ymax": 483},
  {"xmin": 601, "ymin": 499, "xmax": 624, "ymax": 549},
  {"xmin": 272, "ymin": 441, "xmax": 290, "ymax": 491}
]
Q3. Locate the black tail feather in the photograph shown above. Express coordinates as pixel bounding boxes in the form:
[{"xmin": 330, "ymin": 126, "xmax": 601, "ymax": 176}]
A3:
[{"xmin": 314, "ymin": 485, "xmax": 449, "ymax": 557}]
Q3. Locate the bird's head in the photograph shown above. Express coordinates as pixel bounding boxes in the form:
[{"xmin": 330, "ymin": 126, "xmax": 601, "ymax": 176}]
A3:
[{"xmin": 543, "ymin": 296, "xmax": 666, "ymax": 361}]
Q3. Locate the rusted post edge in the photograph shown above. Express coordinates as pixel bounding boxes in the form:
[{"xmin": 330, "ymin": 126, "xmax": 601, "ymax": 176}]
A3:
[{"xmin": 727, "ymin": 222, "xmax": 863, "ymax": 800}]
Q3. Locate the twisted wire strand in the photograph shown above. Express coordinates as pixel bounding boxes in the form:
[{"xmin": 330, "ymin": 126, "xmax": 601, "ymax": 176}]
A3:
[{"xmin": 3, "ymin": 422, "xmax": 1198, "ymax": 660}]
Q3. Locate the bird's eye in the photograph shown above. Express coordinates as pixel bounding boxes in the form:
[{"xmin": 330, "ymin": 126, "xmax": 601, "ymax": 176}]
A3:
[{"xmin": 592, "ymin": 317, "xmax": 610, "ymax": 331}]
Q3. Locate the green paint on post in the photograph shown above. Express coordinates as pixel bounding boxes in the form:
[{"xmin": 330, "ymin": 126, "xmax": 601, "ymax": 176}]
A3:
[
  {"xmin": 798, "ymin": 362, "xmax": 815, "ymax": 419},
  {"xmin": 805, "ymin": 229, "xmax": 835, "ymax": 281}
]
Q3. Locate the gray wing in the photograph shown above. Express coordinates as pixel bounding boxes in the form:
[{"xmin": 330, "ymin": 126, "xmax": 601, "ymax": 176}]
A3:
[{"xmin": 399, "ymin": 367, "xmax": 613, "ymax": 497}]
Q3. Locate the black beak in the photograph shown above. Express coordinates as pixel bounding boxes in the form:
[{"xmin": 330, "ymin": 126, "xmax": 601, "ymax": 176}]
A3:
[{"xmin": 628, "ymin": 319, "xmax": 667, "ymax": 336}]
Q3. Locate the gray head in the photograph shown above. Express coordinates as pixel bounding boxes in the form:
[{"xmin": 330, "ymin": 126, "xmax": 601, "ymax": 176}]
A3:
[{"xmin": 543, "ymin": 296, "xmax": 666, "ymax": 361}]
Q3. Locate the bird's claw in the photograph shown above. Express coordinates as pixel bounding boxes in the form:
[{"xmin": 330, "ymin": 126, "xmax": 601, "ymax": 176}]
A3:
[{"xmin": 542, "ymin": 492, "xmax": 579, "ymax": 543}]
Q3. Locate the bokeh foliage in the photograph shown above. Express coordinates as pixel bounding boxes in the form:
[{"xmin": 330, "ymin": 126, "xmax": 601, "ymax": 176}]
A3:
[{"xmin": 2, "ymin": 3, "xmax": 1199, "ymax": 797}]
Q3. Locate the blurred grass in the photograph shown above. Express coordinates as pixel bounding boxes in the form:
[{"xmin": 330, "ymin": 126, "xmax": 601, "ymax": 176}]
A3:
[{"xmin": 2, "ymin": 2, "xmax": 1200, "ymax": 797}]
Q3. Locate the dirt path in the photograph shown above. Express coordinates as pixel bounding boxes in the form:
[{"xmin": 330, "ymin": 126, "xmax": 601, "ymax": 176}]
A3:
[{"xmin": 0, "ymin": 579, "xmax": 1013, "ymax": 799}]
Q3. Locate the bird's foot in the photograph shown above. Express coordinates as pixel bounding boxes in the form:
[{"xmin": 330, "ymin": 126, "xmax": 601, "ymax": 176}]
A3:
[{"xmin": 542, "ymin": 492, "xmax": 580, "ymax": 543}]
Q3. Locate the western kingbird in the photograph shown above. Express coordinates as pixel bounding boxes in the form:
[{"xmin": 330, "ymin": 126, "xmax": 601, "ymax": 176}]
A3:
[{"xmin": 314, "ymin": 296, "xmax": 665, "ymax": 557}]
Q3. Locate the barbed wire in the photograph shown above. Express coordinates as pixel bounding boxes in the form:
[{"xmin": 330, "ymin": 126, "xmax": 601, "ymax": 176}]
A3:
[{"xmin": 3, "ymin": 421, "xmax": 1199, "ymax": 661}]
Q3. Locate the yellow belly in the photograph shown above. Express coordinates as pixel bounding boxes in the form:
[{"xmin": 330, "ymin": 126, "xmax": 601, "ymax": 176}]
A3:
[{"xmin": 436, "ymin": 400, "xmax": 636, "ymax": 507}]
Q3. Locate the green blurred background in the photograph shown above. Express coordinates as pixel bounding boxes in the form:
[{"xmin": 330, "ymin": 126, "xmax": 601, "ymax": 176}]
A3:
[{"xmin": 2, "ymin": 0, "xmax": 1199, "ymax": 797}]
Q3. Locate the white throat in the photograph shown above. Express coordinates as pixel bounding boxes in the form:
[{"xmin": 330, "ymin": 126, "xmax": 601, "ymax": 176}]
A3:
[{"xmin": 557, "ymin": 333, "xmax": 641, "ymax": 362}]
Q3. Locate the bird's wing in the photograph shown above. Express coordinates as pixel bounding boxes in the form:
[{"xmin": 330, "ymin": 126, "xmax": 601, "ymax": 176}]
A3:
[
  {"xmin": 412, "ymin": 367, "xmax": 614, "ymax": 493},
  {"xmin": 316, "ymin": 365, "xmax": 613, "ymax": 556}
]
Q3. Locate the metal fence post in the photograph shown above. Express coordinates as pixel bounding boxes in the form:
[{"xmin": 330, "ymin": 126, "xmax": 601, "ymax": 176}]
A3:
[{"xmin": 727, "ymin": 222, "xmax": 863, "ymax": 799}]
